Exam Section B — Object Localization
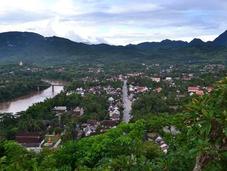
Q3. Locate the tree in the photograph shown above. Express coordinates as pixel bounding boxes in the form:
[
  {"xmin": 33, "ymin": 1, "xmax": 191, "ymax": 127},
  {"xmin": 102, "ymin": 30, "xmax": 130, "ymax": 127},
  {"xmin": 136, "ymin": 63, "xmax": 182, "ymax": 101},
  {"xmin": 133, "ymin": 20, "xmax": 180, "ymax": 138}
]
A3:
[{"xmin": 186, "ymin": 78, "xmax": 227, "ymax": 171}]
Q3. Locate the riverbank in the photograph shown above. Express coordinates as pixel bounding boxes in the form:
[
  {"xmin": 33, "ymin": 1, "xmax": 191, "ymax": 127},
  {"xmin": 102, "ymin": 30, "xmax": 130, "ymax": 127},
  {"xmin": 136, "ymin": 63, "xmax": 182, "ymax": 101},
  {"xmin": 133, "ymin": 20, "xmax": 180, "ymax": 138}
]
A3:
[{"xmin": 0, "ymin": 79, "xmax": 49, "ymax": 103}]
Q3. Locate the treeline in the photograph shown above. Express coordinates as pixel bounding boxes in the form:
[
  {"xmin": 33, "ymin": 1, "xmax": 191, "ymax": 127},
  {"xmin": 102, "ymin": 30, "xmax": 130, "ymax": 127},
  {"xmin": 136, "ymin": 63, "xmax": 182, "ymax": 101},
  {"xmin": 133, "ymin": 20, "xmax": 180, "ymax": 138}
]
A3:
[{"xmin": 0, "ymin": 78, "xmax": 49, "ymax": 102}]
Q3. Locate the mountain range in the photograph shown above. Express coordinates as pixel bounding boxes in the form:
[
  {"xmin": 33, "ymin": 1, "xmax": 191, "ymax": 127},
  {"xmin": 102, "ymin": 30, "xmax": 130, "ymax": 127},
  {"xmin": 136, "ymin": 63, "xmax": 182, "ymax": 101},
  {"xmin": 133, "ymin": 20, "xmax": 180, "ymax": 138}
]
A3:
[{"xmin": 0, "ymin": 30, "xmax": 227, "ymax": 65}]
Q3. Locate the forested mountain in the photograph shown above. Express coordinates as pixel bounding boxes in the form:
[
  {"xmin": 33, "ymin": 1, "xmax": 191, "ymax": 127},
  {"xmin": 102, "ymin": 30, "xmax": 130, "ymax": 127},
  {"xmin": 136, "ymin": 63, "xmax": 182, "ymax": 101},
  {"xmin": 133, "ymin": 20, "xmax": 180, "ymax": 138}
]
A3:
[{"xmin": 0, "ymin": 30, "xmax": 227, "ymax": 65}]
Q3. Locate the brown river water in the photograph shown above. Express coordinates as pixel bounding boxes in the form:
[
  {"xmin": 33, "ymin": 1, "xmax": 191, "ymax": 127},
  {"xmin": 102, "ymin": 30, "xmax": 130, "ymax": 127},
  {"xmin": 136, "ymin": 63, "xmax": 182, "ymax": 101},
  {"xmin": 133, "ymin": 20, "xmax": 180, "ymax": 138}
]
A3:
[{"xmin": 0, "ymin": 85, "xmax": 64, "ymax": 114}]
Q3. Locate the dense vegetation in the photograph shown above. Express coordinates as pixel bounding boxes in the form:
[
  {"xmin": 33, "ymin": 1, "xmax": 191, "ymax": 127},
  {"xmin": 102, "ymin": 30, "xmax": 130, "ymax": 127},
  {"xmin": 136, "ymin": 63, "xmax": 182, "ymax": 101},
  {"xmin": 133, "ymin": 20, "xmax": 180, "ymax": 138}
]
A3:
[
  {"xmin": 0, "ymin": 78, "xmax": 226, "ymax": 170},
  {"xmin": 0, "ymin": 65, "xmax": 50, "ymax": 102}
]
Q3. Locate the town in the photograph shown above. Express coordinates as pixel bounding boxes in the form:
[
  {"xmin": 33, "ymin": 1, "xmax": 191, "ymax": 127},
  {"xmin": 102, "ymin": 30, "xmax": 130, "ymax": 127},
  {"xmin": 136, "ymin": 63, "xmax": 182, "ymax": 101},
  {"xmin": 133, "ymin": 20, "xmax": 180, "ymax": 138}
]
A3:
[{"xmin": 0, "ymin": 62, "xmax": 225, "ymax": 154}]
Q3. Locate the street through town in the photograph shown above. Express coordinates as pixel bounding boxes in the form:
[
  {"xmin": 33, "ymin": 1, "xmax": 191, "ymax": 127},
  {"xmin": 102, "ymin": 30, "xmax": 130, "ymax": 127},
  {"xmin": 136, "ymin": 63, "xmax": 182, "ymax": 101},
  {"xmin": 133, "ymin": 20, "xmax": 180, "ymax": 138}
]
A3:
[{"xmin": 122, "ymin": 80, "xmax": 132, "ymax": 123}]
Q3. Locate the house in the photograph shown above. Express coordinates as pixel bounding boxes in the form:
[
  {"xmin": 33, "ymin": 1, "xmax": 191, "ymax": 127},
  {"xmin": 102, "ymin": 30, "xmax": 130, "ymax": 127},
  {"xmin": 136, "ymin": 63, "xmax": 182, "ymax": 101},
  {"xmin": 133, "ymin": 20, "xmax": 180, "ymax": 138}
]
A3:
[
  {"xmin": 188, "ymin": 86, "xmax": 204, "ymax": 96},
  {"xmin": 76, "ymin": 88, "xmax": 85, "ymax": 96},
  {"xmin": 127, "ymin": 73, "xmax": 143, "ymax": 77},
  {"xmin": 129, "ymin": 85, "xmax": 135, "ymax": 92},
  {"xmin": 108, "ymin": 105, "xmax": 114, "ymax": 112},
  {"xmin": 109, "ymin": 108, "xmax": 120, "ymax": 117},
  {"xmin": 155, "ymin": 87, "xmax": 162, "ymax": 93},
  {"xmin": 73, "ymin": 107, "xmax": 84, "ymax": 116},
  {"xmin": 15, "ymin": 132, "xmax": 43, "ymax": 152},
  {"xmin": 151, "ymin": 77, "xmax": 161, "ymax": 83},
  {"xmin": 155, "ymin": 136, "xmax": 163, "ymax": 143},
  {"xmin": 110, "ymin": 113, "xmax": 120, "ymax": 121},
  {"xmin": 53, "ymin": 106, "xmax": 67, "ymax": 113},
  {"xmin": 195, "ymin": 90, "xmax": 204, "ymax": 96},
  {"xmin": 188, "ymin": 86, "xmax": 200, "ymax": 93},
  {"xmin": 136, "ymin": 86, "xmax": 148, "ymax": 93},
  {"xmin": 188, "ymin": 73, "xmax": 194, "ymax": 77},
  {"xmin": 100, "ymin": 120, "xmax": 118, "ymax": 130},
  {"xmin": 87, "ymin": 120, "xmax": 99, "ymax": 126},
  {"xmin": 165, "ymin": 77, "xmax": 172, "ymax": 81},
  {"xmin": 108, "ymin": 97, "xmax": 114, "ymax": 103},
  {"xmin": 109, "ymin": 106, "xmax": 120, "ymax": 121}
]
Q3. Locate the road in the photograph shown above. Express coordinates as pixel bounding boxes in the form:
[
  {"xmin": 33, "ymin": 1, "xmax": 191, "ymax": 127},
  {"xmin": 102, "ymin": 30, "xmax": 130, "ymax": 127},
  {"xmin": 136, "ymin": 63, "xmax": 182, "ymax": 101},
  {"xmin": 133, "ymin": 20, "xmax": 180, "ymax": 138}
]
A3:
[{"xmin": 122, "ymin": 80, "xmax": 132, "ymax": 123}]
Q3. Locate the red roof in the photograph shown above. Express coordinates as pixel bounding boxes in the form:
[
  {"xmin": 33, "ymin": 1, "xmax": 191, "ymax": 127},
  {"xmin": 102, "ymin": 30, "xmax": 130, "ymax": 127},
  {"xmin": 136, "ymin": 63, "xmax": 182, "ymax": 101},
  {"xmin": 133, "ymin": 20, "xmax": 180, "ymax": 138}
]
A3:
[
  {"xmin": 188, "ymin": 86, "xmax": 200, "ymax": 92},
  {"xmin": 101, "ymin": 120, "xmax": 118, "ymax": 127},
  {"xmin": 15, "ymin": 132, "xmax": 43, "ymax": 147},
  {"xmin": 195, "ymin": 90, "xmax": 204, "ymax": 96}
]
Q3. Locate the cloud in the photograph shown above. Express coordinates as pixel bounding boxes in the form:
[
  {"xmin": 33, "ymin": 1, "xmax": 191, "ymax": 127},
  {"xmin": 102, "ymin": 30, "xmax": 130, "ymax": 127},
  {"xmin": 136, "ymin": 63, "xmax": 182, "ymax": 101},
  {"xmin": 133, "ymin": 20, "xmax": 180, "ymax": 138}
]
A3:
[{"xmin": 0, "ymin": 0, "xmax": 226, "ymax": 45}]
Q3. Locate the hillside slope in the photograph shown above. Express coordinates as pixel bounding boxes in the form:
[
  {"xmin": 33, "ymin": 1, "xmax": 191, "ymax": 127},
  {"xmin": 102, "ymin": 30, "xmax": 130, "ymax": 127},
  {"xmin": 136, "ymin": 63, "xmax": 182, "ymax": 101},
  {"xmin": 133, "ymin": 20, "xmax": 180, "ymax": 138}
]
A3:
[{"xmin": 0, "ymin": 30, "xmax": 227, "ymax": 65}]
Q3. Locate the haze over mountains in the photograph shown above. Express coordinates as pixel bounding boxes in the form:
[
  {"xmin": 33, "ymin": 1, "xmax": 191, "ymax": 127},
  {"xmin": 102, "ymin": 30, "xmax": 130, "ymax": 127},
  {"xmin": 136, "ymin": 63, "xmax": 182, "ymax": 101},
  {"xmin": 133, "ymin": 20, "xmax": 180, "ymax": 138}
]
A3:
[{"xmin": 0, "ymin": 30, "xmax": 227, "ymax": 65}]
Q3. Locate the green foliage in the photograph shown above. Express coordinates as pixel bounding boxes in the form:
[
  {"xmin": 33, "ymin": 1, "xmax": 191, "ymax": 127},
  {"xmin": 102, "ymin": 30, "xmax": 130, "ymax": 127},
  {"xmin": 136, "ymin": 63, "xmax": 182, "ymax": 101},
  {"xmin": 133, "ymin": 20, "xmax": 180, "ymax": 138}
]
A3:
[
  {"xmin": 0, "ymin": 141, "xmax": 38, "ymax": 171},
  {"xmin": 132, "ymin": 93, "xmax": 169, "ymax": 120}
]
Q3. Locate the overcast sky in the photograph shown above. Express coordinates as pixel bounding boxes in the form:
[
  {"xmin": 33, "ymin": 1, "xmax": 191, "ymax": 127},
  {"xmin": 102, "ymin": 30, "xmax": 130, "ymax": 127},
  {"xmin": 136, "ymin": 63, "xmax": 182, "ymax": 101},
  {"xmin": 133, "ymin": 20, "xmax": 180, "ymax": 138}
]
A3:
[{"xmin": 0, "ymin": 0, "xmax": 227, "ymax": 45}]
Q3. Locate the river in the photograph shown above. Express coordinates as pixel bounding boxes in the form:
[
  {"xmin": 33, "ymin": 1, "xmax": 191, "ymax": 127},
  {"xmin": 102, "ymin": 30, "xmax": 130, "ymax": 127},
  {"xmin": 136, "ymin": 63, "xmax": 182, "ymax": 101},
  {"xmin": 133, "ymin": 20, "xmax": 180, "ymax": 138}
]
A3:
[
  {"xmin": 0, "ymin": 85, "xmax": 64, "ymax": 114},
  {"xmin": 122, "ymin": 80, "xmax": 132, "ymax": 123}
]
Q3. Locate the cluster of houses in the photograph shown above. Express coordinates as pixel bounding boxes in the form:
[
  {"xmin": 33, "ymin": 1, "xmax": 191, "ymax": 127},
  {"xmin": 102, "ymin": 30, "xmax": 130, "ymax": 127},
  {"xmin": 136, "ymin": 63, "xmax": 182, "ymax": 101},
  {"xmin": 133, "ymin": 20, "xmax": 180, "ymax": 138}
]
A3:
[
  {"xmin": 75, "ymin": 87, "xmax": 122, "ymax": 137},
  {"xmin": 88, "ymin": 67, "xmax": 103, "ymax": 73},
  {"xmin": 200, "ymin": 64, "xmax": 225, "ymax": 74},
  {"xmin": 81, "ymin": 119, "xmax": 119, "ymax": 137},
  {"xmin": 125, "ymin": 69, "xmax": 216, "ymax": 98},
  {"xmin": 67, "ymin": 87, "xmax": 103, "ymax": 96},
  {"xmin": 53, "ymin": 91, "xmax": 122, "ymax": 138},
  {"xmin": 108, "ymin": 97, "xmax": 121, "ymax": 121},
  {"xmin": 81, "ymin": 89, "xmax": 123, "ymax": 136},
  {"xmin": 104, "ymin": 86, "xmax": 122, "ymax": 96},
  {"xmin": 68, "ymin": 85, "xmax": 122, "ymax": 97},
  {"xmin": 127, "ymin": 72, "xmax": 144, "ymax": 77},
  {"xmin": 150, "ymin": 77, "xmax": 161, "ymax": 83},
  {"xmin": 63, "ymin": 82, "xmax": 124, "ymax": 138}
]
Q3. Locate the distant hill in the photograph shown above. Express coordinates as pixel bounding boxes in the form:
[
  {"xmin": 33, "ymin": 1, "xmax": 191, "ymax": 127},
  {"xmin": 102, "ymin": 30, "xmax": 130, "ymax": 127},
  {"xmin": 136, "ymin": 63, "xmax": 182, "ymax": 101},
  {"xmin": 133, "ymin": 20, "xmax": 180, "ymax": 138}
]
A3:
[
  {"xmin": 189, "ymin": 38, "xmax": 204, "ymax": 46},
  {"xmin": 0, "ymin": 30, "xmax": 226, "ymax": 65},
  {"xmin": 213, "ymin": 30, "xmax": 227, "ymax": 46}
]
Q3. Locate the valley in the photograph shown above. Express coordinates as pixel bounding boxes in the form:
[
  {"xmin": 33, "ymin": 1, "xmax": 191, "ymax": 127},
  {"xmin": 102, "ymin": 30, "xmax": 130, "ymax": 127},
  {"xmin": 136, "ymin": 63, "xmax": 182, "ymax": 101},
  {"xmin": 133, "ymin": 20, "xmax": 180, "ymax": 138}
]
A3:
[{"xmin": 0, "ymin": 31, "xmax": 226, "ymax": 171}]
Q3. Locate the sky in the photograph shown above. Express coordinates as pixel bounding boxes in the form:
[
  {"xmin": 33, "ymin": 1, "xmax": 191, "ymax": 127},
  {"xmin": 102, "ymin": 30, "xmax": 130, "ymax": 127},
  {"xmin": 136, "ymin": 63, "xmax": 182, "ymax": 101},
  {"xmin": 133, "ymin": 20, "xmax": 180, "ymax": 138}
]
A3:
[{"xmin": 0, "ymin": 0, "xmax": 227, "ymax": 45}]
